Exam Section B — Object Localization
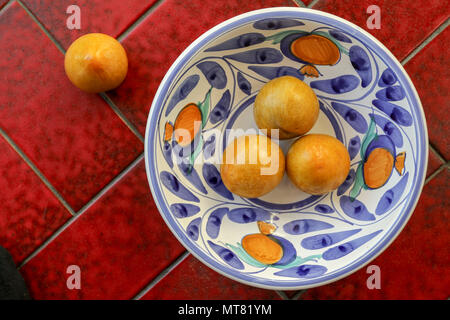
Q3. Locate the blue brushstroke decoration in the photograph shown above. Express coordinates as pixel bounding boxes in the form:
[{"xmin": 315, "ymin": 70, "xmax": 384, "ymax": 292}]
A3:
[
  {"xmin": 376, "ymin": 86, "xmax": 406, "ymax": 101},
  {"xmin": 328, "ymin": 29, "xmax": 352, "ymax": 43},
  {"xmin": 237, "ymin": 72, "xmax": 251, "ymax": 95},
  {"xmin": 171, "ymin": 135, "xmax": 202, "ymax": 161},
  {"xmin": 248, "ymin": 65, "xmax": 304, "ymax": 80},
  {"xmin": 202, "ymin": 134, "xmax": 216, "ymax": 160},
  {"xmin": 376, "ymin": 172, "xmax": 409, "ymax": 215},
  {"xmin": 274, "ymin": 264, "xmax": 328, "ymax": 279},
  {"xmin": 314, "ymin": 204, "xmax": 334, "ymax": 214},
  {"xmin": 162, "ymin": 141, "xmax": 173, "ymax": 168},
  {"xmin": 348, "ymin": 136, "xmax": 361, "ymax": 160},
  {"xmin": 378, "ymin": 68, "xmax": 397, "ymax": 87},
  {"xmin": 337, "ymin": 169, "xmax": 356, "ymax": 196},
  {"xmin": 319, "ymin": 101, "xmax": 344, "ymax": 142},
  {"xmin": 160, "ymin": 171, "xmax": 199, "ymax": 202},
  {"xmin": 208, "ymin": 241, "xmax": 244, "ymax": 270},
  {"xmin": 165, "ymin": 74, "xmax": 200, "ymax": 116},
  {"xmin": 206, "ymin": 207, "xmax": 229, "ymax": 239},
  {"xmin": 372, "ymin": 99, "xmax": 413, "ymax": 126},
  {"xmin": 331, "ymin": 102, "xmax": 368, "ymax": 133},
  {"xmin": 349, "ymin": 45, "xmax": 372, "ymax": 87},
  {"xmin": 340, "ymin": 196, "xmax": 375, "ymax": 221},
  {"xmin": 275, "ymin": 66, "xmax": 305, "ymax": 80},
  {"xmin": 301, "ymin": 229, "xmax": 362, "ymax": 250},
  {"xmin": 170, "ymin": 203, "xmax": 200, "ymax": 218},
  {"xmin": 248, "ymin": 196, "xmax": 321, "ymax": 211},
  {"xmin": 178, "ymin": 160, "xmax": 207, "ymax": 194},
  {"xmin": 205, "ymin": 33, "xmax": 266, "ymax": 51},
  {"xmin": 210, "ymin": 90, "xmax": 231, "ymax": 124},
  {"xmin": 186, "ymin": 217, "xmax": 201, "ymax": 241},
  {"xmin": 171, "ymin": 140, "xmax": 187, "ymax": 159},
  {"xmin": 196, "ymin": 61, "xmax": 227, "ymax": 89},
  {"xmin": 322, "ymin": 230, "xmax": 383, "ymax": 260},
  {"xmin": 202, "ymin": 163, "xmax": 234, "ymax": 200},
  {"xmin": 224, "ymin": 48, "xmax": 283, "ymax": 64},
  {"xmin": 270, "ymin": 236, "xmax": 297, "ymax": 266},
  {"xmin": 253, "ymin": 18, "xmax": 304, "ymax": 30},
  {"xmin": 283, "ymin": 219, "xmax": 333, "ymax": 235},
  {"xmin": 310, "ymin": 75, "xmax": 359, "ymax": 94},
  {"xmin": 227, "ymin": 207, "xmax": 271, "ymax": 224},
  {"xmin": 371, "ymin": 114, "xmax": 403, "ymax": 147}
]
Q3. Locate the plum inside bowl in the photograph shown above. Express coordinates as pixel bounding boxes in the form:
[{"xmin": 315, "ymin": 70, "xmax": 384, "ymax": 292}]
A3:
[{"xmin": 144, "ymin": 7, "xmax": 427, "ymax": 290}]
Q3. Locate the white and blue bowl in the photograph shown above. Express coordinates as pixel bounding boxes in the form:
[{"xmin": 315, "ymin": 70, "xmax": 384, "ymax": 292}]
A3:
[{"xmin": 144, "ymin": 7, "xmax": 427, "ymax": 290}]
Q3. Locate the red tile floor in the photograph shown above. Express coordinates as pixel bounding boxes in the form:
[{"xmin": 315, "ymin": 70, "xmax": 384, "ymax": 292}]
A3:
[{"xmin": 0, "ymin": 0, "xmax": 448, "ymax": 300}]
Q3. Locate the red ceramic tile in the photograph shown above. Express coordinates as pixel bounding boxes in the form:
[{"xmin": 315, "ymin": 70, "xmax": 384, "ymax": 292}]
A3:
[
  {"xmin": 0, "ymin": 3, "xmax": 143, "ymax": 211},
  {"xmin": 140, "ymin": 254, "xmax": 282, "ymax": 300},
  {"xmin": 107, "ymin": 0, "xmax": 296, "ymax": 135},
  {"xmin": 21, "ymin": 0, "xmax": 158, "ymax": 50},
  {"xmin": 19, "ymin": 161, "xmax": 186, "ymax": 300},
  {"xmin": 405, "ymin": 26, "xmax": 450, "ymax": 160},
  {"xmin": 310, "ymin": 0, "xmax": 450, "ymax": 61},
  {"xmin": 302, "ymin": 168, "xmax": 450, "ymax": 300},
  {"xmin": 0, "ymin": 136, "xmax": 72, "ymax": 265}
]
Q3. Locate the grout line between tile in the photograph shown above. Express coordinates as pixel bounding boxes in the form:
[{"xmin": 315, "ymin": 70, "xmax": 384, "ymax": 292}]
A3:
[
  {"xmin": 291, "ymin": 0, "xmax": 306, "ymax": 7},
  {"xmin": 132, "ymin": 251, "xmax": 190, "ymax": 300},
  {"xmin": 75, "ymin": 152, "xmax": 144, "ymax": 216},
  {"xmin": 424, "ymin": 165, "xmax": 445, "ymax": 185},
  {"xmin": 0, "ymin": 0, "xmax": 15, "ymax": 15},
  {"xmin": 401, "ymin": 18, "xmax": 449, "ymax": 66},
  {"xmin": 307, "ymin": 0, "xmax": 320, "ymax": 8},
  {"xmin": 99, "ymin": 93, "xmax": 145, "ymax": 142},
  {"xmin": 291, "ymin": 289, "xmax": 307, "ymax": 300},
  {"xmin": 16, "ymin": 0, "xmax": 65, "ymax": 54},
  {"xmin": 117, "ymin": 0, "xmax": 166, "ymax": 42},
  {"xmin": 275, "ymin": 290, "xmax": 289, "ymax": 300},
  {"xmin": 0, "ymin": 127, "xmax": 76, "ymax": 216},
  {"xmin": 17, "ymin": 209, "xmax": 79, "ymax": 270},
  {"xmin": 17, "ymin": 152, "xmax": 144, "ymax": 270},
  {"xmin": 429, "ymin": 143, "xmax": 447, "ymax": 164}
]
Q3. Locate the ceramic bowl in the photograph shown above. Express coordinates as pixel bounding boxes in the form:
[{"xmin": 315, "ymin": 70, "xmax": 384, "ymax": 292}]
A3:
[{"xmin": 144, "ymin": 7, "xmax": 427, "ymax": 290}]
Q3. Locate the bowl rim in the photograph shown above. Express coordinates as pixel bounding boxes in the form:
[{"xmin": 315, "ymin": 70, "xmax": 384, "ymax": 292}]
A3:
[{"xmin": 144, "ymin": 6, "xmax": 428, "ymax": 290}]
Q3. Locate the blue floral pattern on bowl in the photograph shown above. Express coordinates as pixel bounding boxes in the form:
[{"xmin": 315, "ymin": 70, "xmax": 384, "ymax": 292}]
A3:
[{"xmin": 145, "ymin": 8, "xmax": 427, "ymax": 290}]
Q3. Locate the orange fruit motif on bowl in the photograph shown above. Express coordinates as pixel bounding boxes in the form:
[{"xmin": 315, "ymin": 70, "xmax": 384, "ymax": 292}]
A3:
[
  {"xmin": 173, "ymin": 103, "xmax": 202, "ymax": 147},
  {"xmin": 242, "ymin": 233, "xmax": 283, "ymax": 265},
  {"xmin": 291, "ymin": 34, "xmax": 340, "ymax": 65},
  {"xmin": 363, "ymin": 148, "xmax": 395, "ymax": 189},
  {"xmin": 278, "ymin": 31, "xmax": 342, "ymax": 78}
]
